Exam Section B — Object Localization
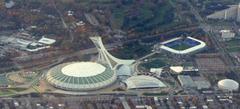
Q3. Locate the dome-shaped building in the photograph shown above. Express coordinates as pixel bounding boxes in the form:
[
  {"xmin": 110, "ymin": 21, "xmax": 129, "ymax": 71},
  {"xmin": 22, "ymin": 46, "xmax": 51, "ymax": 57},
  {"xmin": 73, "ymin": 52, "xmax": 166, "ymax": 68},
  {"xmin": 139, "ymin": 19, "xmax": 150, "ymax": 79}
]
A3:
[
  {"xmin": 218, "ymin": 79, "xmax": 239, "ymax": 91},
  {"xmin": 46, "ymin": 62, "xmax": 117, "ymax": 91}
]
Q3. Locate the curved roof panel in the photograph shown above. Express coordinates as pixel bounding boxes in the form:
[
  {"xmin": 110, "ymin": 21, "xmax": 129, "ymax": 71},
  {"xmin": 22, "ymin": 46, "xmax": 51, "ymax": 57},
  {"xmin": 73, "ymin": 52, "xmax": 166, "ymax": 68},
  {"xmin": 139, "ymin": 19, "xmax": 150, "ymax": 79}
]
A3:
[
  {"xmin": 124, "ymin": 75, "xmax": 166, "ymax": 89},
  {"xmin": 117, "ymin": 65, "xmax": 132, "ymax": 76},
  {"xmin": 218, "ymin": 79, "xmax": 239, "ymax": 91}
]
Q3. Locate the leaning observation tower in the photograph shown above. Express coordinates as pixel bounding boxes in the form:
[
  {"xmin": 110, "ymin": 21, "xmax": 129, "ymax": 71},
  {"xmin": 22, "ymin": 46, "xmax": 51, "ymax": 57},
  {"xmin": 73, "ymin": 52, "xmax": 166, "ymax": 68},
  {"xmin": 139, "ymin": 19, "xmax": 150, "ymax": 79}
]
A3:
[{"xmin": 90, "ymin": 36, "xmax": 135, "ymax": 70}]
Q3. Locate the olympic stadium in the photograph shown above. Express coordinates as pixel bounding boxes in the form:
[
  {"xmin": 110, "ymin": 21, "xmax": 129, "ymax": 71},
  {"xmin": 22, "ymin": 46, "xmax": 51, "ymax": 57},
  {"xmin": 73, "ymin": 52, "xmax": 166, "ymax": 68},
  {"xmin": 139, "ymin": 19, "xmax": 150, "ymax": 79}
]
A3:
[
  {"xmin": 46, "ymin": 62, "xmax": 117, "ymax": 91},
  {"xmin": 45, "ymin": 37, "xmax": 135, "ymax": 92}
]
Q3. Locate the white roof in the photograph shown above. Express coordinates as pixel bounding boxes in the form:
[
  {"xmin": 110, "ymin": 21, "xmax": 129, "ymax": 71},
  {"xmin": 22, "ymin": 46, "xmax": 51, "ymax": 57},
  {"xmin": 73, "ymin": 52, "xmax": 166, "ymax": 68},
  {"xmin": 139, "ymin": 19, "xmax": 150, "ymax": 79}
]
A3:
[
  {"xmin": 5, "ymin": 1, "xmax": 15, "ymax": 8},
  {"xmin": 170, "ymin": 66, "xmax": 183, "ymax": 73},
  {"xmin": 38, "ymin": 37, "xmax": 56, "ymax": 45},
  {"xmin": 150, "ymin": 68, "xmax": 163, "ymax": 73},
  {"xmin": 160, "ymin": 37, "xmax": 206, "ymax": 54},
  {"xmin": 220, "ymin": 30, "xmax": 231, "ymax": 33},
  {"xmin": 117, "ymin": 65, "xmax": 132, "ymax": 76},
  {"xmin": 124, "ymin": 75, "xmax": 166, "ymax": 89},
  {"xmin": 218, "ymin": 79, "xmax": 239, "ymax": 91},
  {"xmin": 61, "ymin": 62, "xmax": 106, "ymax": 77}
]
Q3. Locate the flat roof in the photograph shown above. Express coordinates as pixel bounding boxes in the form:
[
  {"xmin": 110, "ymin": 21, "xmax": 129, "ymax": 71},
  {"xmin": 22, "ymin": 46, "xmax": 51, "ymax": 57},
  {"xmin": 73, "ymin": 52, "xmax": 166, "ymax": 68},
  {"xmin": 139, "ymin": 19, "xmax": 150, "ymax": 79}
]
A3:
[
  {"xmin": 178, "ymin": 75, "xmax": 196, "ymax": 88},
  {"xmin": 61, "ymin": 62, "xmax": 106, "ymax": 77},
  {"xmin": 38, "ymin": 37, "xmax": 56, "ymax": 45},
  {"xmin": 170, "ymin": 66, "xmax": 183, "ymax": 73}
]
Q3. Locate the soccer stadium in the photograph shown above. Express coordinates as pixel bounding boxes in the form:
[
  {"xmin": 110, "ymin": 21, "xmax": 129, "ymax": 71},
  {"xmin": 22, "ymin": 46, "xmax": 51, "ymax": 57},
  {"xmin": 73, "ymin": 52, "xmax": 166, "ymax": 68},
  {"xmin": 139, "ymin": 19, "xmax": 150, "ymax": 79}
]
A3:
[
  {"xmin": 46, "ymin": 62, "xmax": 117, "ymax": 91},
  {"xmin": 160, "ymin": 36, "xmax": 206, "ymax": 54}
]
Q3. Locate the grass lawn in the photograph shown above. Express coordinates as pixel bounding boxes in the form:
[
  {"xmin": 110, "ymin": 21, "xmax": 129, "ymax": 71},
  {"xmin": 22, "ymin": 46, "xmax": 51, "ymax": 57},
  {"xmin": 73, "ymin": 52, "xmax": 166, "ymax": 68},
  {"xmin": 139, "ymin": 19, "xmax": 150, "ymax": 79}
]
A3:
[
  {"xmin": 141, "ymin": 59, "xmax": 167, "ymax": 69},
  {"xmin": 111, "ymin": 8, "xmax": 125, "ymax": 29},
  {"xmin": 110, "ymin": 41, "xmax": 151, "ymax": 59},
  {"xmin": 227, "ymin": 47, "xmax": 240, "ymax": 52},
  {"xmin": 171, "ymin": 43, "xmax": 192, "ymax": 50},
  {"xmin": 225, "ymin": 39, "xmax": 240, "ymax": 47},
  {"xmin": 0, "ymin": 90, "xmax": 15, "ymax": 96},
  {"xmin": 111, "ymin": 1, "xmax": 174, "ymax": 32},
  {"xmin": 225, "ymin": 39, "xmax": 240, "ymax": 52}
]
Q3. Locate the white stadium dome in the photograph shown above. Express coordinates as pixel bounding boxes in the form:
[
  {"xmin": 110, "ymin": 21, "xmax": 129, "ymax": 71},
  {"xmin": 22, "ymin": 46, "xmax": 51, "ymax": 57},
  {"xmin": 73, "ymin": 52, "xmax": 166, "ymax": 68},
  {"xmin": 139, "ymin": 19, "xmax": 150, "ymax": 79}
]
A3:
[
  {"xmin": 124, "ymin": 75, "xmax": 166, "ymax": 89},
  {"xmin": 218, "ymin": 79, "xmax": 239, "ymax": 91},
  {"xmin": 46, "ymin": 62, "xmax": 117, "ymax": 91}
]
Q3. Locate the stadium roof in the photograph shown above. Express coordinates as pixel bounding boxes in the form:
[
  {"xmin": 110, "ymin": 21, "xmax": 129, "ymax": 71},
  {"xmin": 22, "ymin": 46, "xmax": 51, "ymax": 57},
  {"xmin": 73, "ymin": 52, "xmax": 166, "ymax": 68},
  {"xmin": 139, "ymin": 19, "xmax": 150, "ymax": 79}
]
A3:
[
  {"xmin": 124, "ymin": 75, "xmax": 166, "ymax": 89},
  {"xmin": 61, "ymin": 62, "xmax": 106, "ymax": 77},
  {"xmin": 218, "ymin": 79, "xmax": 239, "ymax": 91},
  {"xmin": 46, "ymin": 62, "xmax": 116, "ymax": 91}
]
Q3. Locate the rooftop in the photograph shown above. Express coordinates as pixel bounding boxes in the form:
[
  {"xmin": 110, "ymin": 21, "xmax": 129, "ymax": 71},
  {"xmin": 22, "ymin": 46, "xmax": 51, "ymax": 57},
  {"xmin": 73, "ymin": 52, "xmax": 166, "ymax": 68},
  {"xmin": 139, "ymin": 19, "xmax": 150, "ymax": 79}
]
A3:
[{"xmin": 61, "ymin": 62, "xmax": 106, "ymax": 77}]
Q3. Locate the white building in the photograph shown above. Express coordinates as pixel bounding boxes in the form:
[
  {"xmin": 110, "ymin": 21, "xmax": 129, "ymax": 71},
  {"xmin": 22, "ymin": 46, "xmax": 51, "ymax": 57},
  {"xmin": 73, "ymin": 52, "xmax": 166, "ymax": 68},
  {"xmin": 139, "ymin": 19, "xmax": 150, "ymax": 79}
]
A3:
[
  {"xmin": 38, "ymin": 37, "xmax": 56, "ymax": 45},
  {"xmin": 124, "ymin": 75, "xmax": 166, "ymax": 90},
  {"xmin": 220, "ymin": 30, "xmax": 235, "ymax": 41},
  {"xmin": 170, "ymin": 66, "xmax": 184, "ymax": 74},
  {"xmin": 207, "ymin": 3, "xmax": 240, "ymax": 22},
  {"xmin": 218, "ymin": 79, "xmax": 239, "ymax": 91},
  {"xmin": 5, "ymin": 0, "xmax": 15, "ymax": 8},
  {"xmin": 150, "ymin": 68, "xmax": 163, "ymax": 77}
]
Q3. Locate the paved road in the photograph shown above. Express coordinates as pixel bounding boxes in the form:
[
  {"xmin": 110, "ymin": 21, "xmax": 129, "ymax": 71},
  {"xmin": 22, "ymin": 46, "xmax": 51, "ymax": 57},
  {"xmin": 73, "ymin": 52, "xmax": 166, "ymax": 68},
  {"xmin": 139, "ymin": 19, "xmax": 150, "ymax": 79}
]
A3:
[
  {"xmin": 185, "ymin": 0, "xmax": 236, "ymax": 69},
  {"xmin": 51, "ymin": 0, "xmax": 74, "ymax": 42}
]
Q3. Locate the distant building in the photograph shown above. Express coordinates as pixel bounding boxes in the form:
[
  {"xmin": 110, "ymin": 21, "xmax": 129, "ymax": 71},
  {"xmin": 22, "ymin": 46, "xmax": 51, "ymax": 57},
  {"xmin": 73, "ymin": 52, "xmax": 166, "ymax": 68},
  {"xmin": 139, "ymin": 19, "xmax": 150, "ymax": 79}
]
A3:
[
  {"xmin": 194, "ymin": 80, "xmax": 211, "ymax": 90},
  {"xmin": 38, "ymin": 37, "xmax": 56, "ymax": 45},
  {"xmin": 207, "ymin": 3, "xmax": 240, "ymax": 22},
  {"xmin": 170, "ymin": 66, "xmax": 183, "ymax": 74},
  {"xmin": 150, "ymin": 68, "xmax": 163, "ymax": 77},
  {"xmin": 5, "ymin": 0, "xmax": 15, "ymax": 9},
  {"xmin": 220, "ymin": 30, "xmax": 235, "ymax": 41},
  {"xmin": 218, "ymin": 79, "xmax": 239, "ymax": 91},
  {"xmin": 170, "ymin": 66, "xmax": 199, "ymax": 76},
  {"xmin": 177, "ymin": 75, "xmax": 196, "ymax": 88},
  {"xmin": 124, "ymin": 75, "xmax": 166, "ymax": 90}
]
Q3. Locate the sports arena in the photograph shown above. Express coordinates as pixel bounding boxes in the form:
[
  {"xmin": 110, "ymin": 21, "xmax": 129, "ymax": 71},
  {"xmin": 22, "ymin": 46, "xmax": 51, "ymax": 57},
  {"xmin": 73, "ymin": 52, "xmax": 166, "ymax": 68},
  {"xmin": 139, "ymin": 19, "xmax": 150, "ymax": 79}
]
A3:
[
  {"xmin": 46, "ymin": 37, "xmax": 135, "ymax": 92},
  {"xmin": 46, "ymin": 62, "xmax": 117, "ymax": 91},
  {"xmin": 160, "ymin": 36, "xmax": 206, "ymax": 54}
]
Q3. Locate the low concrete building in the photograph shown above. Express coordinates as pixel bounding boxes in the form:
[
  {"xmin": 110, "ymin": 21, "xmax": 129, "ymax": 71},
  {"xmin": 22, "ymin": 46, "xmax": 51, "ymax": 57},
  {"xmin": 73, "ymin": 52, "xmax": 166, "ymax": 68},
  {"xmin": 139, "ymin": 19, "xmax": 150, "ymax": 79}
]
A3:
[
  {"xmin": 178, "ymin": 75, "xmax": 196, "ymax": 88},
  {"xmin": 194, "ymin": 80, "xmax": 211, "ymax": 90},
  {"xmin": 220, "ymin": 30, "xmax": 235, "ymax": 41},
  {"xmin": 38, "ymin": 37, "xmax": 56, "ymax": 45}
]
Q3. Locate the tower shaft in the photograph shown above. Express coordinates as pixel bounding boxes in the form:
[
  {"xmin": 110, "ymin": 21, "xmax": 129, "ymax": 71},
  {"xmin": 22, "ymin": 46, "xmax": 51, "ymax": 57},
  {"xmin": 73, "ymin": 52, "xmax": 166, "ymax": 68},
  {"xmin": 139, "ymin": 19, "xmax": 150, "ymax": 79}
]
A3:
[{"xmin": 90, "ymin": 36, "xmax": 135, "ymax": 70}]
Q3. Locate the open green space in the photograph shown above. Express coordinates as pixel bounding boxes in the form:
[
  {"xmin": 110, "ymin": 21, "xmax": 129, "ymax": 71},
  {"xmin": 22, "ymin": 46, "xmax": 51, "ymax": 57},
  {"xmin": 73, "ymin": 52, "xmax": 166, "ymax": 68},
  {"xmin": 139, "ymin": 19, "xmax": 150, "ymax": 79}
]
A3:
[
  {"xmin": 111, "ymin": 1, "xmax": 175, "ymax": 31},
  {"xmin": 225, "ymin": 39, "xmax": 240, "ymax": 47},
  {"xmin": 141, "ymin": 59, "xmax": 167, "ymax": 69},
  {"xmin": 110, "ymin": 41, "xmax": 151, "ymax": 59},
  {"xmin": 0, "ymin": 89, "xmax": 15, "ymax": 96},
  {"xmin": 171, "ymin": 43, "xmax": 192, "ymax": 50},
  {"xmin": 8, "ymin": 88, "xmax": 27, "ymax": 92},
  {"xmin": 225, "ymin": 39, "xmax": 240, "ymax": 52},
  {"xmin": 0, "ymin": 74, "xmax": 9, "ymax": 85}
]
